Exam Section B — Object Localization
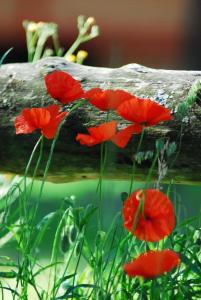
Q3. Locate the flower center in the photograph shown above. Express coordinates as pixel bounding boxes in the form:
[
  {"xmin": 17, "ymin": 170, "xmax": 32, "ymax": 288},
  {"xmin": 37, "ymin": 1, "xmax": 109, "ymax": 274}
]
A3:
[{"xmin": 140, "ymin": 122, "xmax": 148, "ymax": 127}]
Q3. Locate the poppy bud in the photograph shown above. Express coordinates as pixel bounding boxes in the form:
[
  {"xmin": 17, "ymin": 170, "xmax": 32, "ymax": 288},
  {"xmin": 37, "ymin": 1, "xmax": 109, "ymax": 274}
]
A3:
[
  {"xmin": 63, "ymin": 196, "xmax": 75, "ymax": 207},
  {"xmin": 69, "ymin": 225, "xmax": 78, "ymax": 243},
  {"xmin": 173, "ymin": 243, "xmax": 182, "ymax": 252},
  {"xmin": 95, "ymin": 231, "xmax": 105, "ymax": 247},
  {"xmin": 75, "ymin": 241, "xmax": 82, "ymax": 256},
  {"xmin": 60, "ymin": 232, "xmax": 71, "ymax": 253}
]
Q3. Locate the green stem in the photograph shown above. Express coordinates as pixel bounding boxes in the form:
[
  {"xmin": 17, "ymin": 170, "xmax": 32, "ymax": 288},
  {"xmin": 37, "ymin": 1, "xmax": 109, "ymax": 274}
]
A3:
[
  {"xmin": 53, "ymin": 229, "xmax": 81, "ymax": 296},
  {"xmin": 105, "ymin": 226, "xmax": 123, "ymax": 293},
  {"xmin": 25, "ymin": 29, "xmax": 38, "ymax": 62},
  {"xmin": 71, "ymin": 237, "xmax": 84, "ymax": 299},
  {"xmin": 131, "ymin": 199, "xmax": 144, "ymax": 234},
  {"xmin": 32, "ymin": 100, "xmax": 85, "ymax": 222},
  {"xmin": 24, "ymin": 136, "xmax": 43, "ymax": 178},
  {"xmin": 96, "ymin": 141, "xmax": 108, "ymax": 230},
  {"xmin": 37, "ymin": 100, "xmax": 84, "ymax": 299},
  {"xmin": 64, "ymin": 35, "xmax": 82, "ymax": 57},
  {"xmin": 168, "ymin": 123, "xmax": 184, "ymax": 170},
  {"xmin": 129, "ymin": 128, "xmax": 145, "ymax": 196},
  {"xmin": 0, "ymin": 47, "xmax": 13, "ymax": 65},
  {"xmin": 52, "ymin": 32, "xmax": 61, "ymax": 56},
  {"xmin": 22, "ymin": 136, "xmax": 43, "ymax": 238},
  {"xmin": 16, "ymin": 137, "xmax": 44, "ymax": 296},
  {"xmin": 28, "ymin": 136, "xmax": 44, "ymax": 201},
  {"xmin": 46, "ymin": 208, "xmax": 69, "ymax": 300},
  {"xmin": 144, "ymin": 150, "xmax": 159, "ymax": 188},
  {"xmin": 138, "ymin": 151, "xmax": 159, "ymax": 219},
  {"xmin": 33, "ymin": 33, "xmax": 49, "ymax": 62},
  {"xmin": 25, "ymin": 137, "xmax": 44, "ymax": 250},
  {"xmin": 96, "ymin": 113, "xmax": 110, "ymax": 230}
]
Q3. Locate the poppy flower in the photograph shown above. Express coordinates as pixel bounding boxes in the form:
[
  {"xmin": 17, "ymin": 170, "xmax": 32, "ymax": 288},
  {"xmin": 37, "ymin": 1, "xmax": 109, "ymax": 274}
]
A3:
[
  {"xmin": 110, "ymin": 124, "xmax": 142, "ymax": 148},
  {"xmin": 84, "ymin": 88, "xmax": 133, "ymax": 111},
  {"xmin": 76, "ymin": 122, "xmax": 141, "ymax": 148},
  {"xmin": 122, "ymin": 189, "xmax": 175, "ymax": 242},
  {"xmin": 45, "ymin": 71, "xmax": 84, "ymax": 104},
  {"xmin": 117, "ymin": 97, "xmax": 172, "ymax": 126},
  {"xmin": 76, "ymin": 121, "xmax": 117, "ymax": 147},
  {"xmin": 124, "ymin": 249, "xmax": 180, "ymax": 278},
  {"xmin": 15, "ymin": 105, "xmax": 67, "ymax": 139}
]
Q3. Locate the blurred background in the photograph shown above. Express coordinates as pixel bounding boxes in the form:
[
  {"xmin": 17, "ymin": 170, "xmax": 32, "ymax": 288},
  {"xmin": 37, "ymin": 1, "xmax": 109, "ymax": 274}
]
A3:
[{"xmin": 0, "ymin": 0, "xmax": 201, "ymax": 69}]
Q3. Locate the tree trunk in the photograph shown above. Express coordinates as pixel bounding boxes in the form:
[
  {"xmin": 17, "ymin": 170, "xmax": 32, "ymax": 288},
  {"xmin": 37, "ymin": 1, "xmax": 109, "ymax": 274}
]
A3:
[{"xmin": 0, "ymin": 57, "xmax": 201, "ymax": 184}]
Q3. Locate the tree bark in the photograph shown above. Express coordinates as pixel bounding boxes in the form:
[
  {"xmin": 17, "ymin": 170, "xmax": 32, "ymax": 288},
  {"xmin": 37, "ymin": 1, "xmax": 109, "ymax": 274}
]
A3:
[{"xmin": 0, "ymin": 57, "xmax": 201, "ymax": 184}]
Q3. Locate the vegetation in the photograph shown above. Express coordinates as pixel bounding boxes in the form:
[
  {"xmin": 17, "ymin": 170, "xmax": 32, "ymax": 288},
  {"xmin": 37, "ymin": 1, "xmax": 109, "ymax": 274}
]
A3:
[{"xmin": 0, "ymin": 18, "xmax": 200, "ymax": 300}]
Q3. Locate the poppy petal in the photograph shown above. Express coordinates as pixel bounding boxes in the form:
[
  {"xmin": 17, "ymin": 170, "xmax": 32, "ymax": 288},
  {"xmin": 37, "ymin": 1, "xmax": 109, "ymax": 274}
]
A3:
[
  {"xmin": 117, "ymin": 97, "xmax": 172, "ymax": 126},
  {"xmin": 76, "ymin": 133, "xmax": 99, "ymax": 147},
  {"xmin": 42, "ymin": 108, "xmax": 67, "ymax": 139},
  {"xmin": 76, "ymin": 121, "xmax": 117, "ymax": 147},
  {"xmin": 46, "ymin": 104, "xmax": 60, "ymax": 117},
  {"xmin": 123, "ymin": 189, "xmax": 175, "ymax": 242},
  {"xmin": 124, "ymin": 250, "xmax": 180, "ymax": 278},
  {"xmin": 111, "ymin": 124, "xmax": 142, "ymax": 148},
  {"xmin": 84, "ymin": 88, "xmax": 133, "ymax": 111},
  {"xmin": 45, "ymin": 71, "xmax": 84, "ymax": 104},
  {"xmin": 15, "ymin": 114, "xmax": 36, "ymax": 135},
  {"xmin": 23, "ymin": 108, "xmax": 51, "ymax": 129},
  {"xmin": 15, "ymin": 105, "xmax": 67, "ymax": 139},
  {"xmin": 88, "ymin": 121, "xmax": 117, "ymax": 141}
]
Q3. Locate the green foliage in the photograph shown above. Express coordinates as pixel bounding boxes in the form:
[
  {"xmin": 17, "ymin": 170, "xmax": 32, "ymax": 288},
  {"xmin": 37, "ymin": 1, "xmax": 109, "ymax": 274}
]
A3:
[
  {"xmin": 176, "ymin": 79, "xmax": 201, "ymax": 121},
  {"xmin": 64, "ymin": 16, "xmax": 99, "ymax": 58},
  {"xmin": 0, "ymin": 48, "xmax": 13, "ymax": 66},
  {"xmin": 23, "ymin": 16, "xmax": 99, "ymax": 63},
  {"xmin": 0, "ymin": 39, "xmax": 200, "ymax": 299},
  {"xmin": 1, "ymin": 181, "xmax": 200, "ymax": 298},
  {"xmin": 23, "ymin": 20, "xmax": 60, "ymax": 62},
  {"xmin": 135, "ymin": 150, "xmax": 154, "ymax": 164}
]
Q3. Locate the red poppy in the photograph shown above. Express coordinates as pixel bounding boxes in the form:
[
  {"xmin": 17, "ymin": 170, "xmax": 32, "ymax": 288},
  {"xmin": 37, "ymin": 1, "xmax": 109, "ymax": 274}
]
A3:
[
  {"xmin": 124, "ymin": 249, "xmax": 180, "ymax": 278},
  {"xmin": 84, "ymin": 88, "xmax": 133, "ymax": 111},
  {"xmin": 117, "ymin": 97, "xmax": 172, "ymax": 126},
  {"xmin": 15, "ymin": 105, "xmax": 67, "ymax": 139},
  {"xmin": 76, "ymin": 122, "xmax": 142, "ymax": 148},
  {"xmin": 45, "ymin": 71, "xmax": 84, "ymax": 104},
  {"xmin": 123, "ymin": 189, "xmax": 175, "ymax": 242},
  {"xmin": 76, "ymin": 121, "xmax": 117, "ymax": 147},
  {"xmin": 111, "ymin": 124, "xmax": 142, "ymax": 148}
]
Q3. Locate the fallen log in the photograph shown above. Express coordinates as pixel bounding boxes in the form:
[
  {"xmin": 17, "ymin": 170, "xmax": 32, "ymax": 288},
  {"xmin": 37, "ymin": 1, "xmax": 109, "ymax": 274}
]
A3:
[{"xmin": 0, "ymin": 57, "xmax": 201, "ymax": 184}]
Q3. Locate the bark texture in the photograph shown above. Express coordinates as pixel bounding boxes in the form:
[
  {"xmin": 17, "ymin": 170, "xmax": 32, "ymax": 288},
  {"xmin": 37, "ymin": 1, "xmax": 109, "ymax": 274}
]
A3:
[{"xmin": 0, "ymin": 57, "xmax": 201, "ymax": 184}]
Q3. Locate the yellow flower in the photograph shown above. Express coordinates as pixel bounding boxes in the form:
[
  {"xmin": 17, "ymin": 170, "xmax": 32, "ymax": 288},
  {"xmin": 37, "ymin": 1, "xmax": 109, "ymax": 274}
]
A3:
[
  {"xmin": 65, "ymin": 54, "xmax": 76, "ymax": 63},
  {"xmin": 76, "ymin": 50, "xmax": 88, "ymax": 64}
]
